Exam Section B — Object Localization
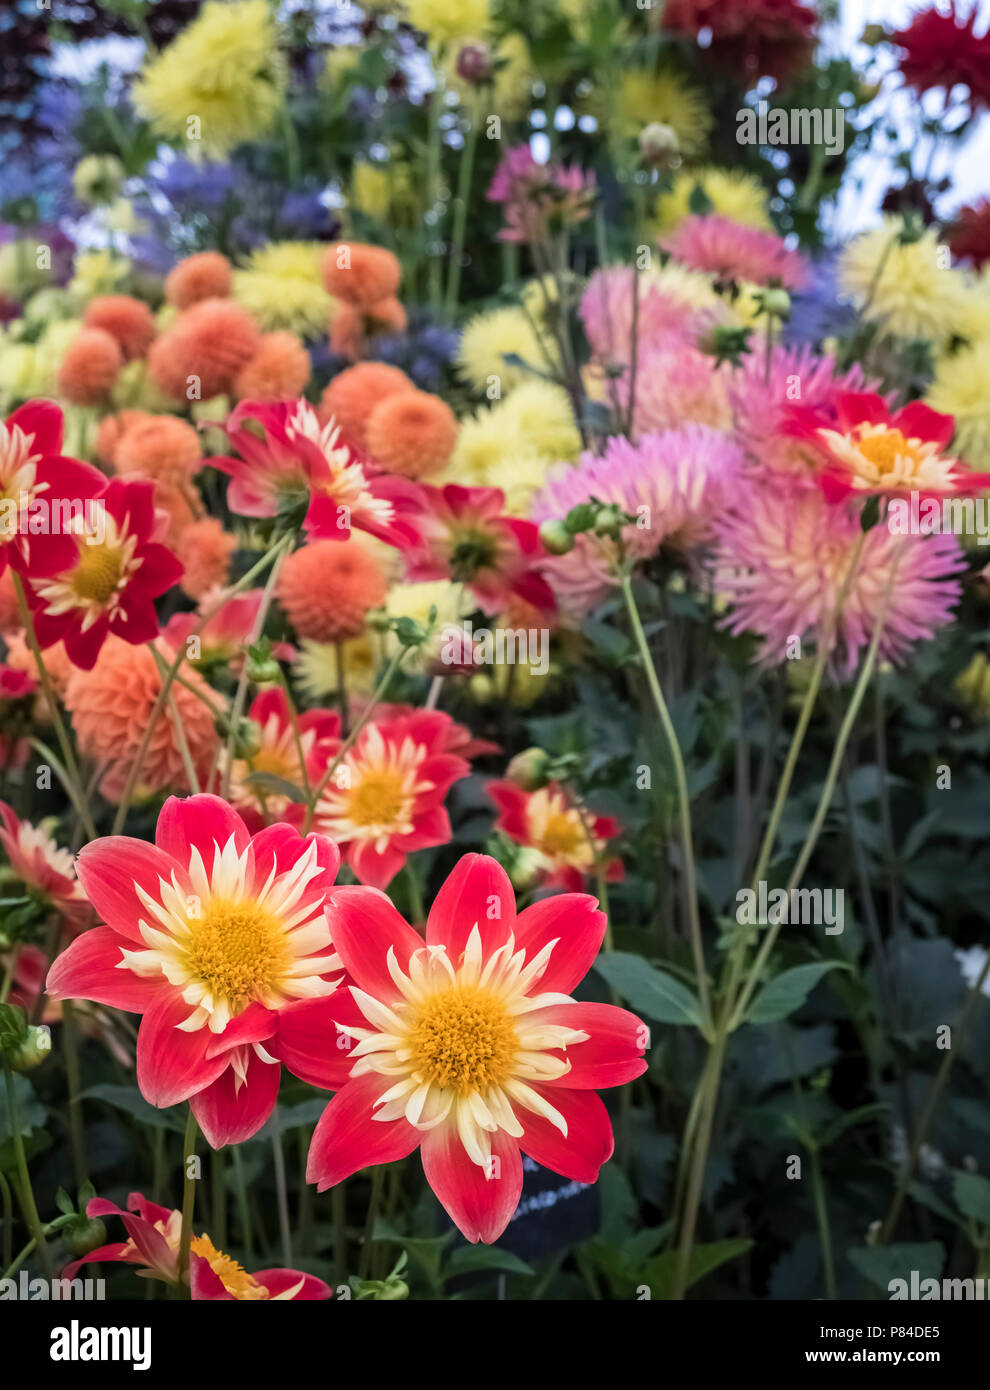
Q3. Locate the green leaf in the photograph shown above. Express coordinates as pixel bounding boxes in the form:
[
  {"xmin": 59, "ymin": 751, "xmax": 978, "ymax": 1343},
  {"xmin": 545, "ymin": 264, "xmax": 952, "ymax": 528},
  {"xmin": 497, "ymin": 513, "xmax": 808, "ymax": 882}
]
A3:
[
  {"xmin": 642, "ymin": 1238, "xmax": 753, "ymax": 1298},
  {"xmin": 445, "ymin": 1246, "xmax": 534, "ymax": 1279},
  {"xmin": 0, "ymin": 1072, "xmax": 45, "ymax": 1144},
  {"xmin": 953, "ymin": 1170, "xmax": 990, "ymax": 1226},
  {"xmin": 79, "ymin": 1083, "xmax": 184, "ymax": 1132},
  {"xmin": 848, "ymin": 1242, "xmax": 944, "ymax": 1293},
  {"xmin": 743, "ymin": 962, "xmax": 850, "ymax": 1025},
  {"xmin": 243, "ymin": 772, "xmax": 307, "ymax": 804},
  {"xmin": 594, "ymin": 952, "xmax": 705, "ymax": 1028}
]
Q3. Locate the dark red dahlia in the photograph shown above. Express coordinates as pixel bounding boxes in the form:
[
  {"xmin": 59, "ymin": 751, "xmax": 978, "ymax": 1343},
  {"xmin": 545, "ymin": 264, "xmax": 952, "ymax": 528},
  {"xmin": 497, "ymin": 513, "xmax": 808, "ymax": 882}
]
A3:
[
  {"xmin": 890, "ymin": 3, "xmax": 990, "ymax": 107},
  {"xmin": 663, "ymin": 0, "xmax": 818, "ymax": 86}
]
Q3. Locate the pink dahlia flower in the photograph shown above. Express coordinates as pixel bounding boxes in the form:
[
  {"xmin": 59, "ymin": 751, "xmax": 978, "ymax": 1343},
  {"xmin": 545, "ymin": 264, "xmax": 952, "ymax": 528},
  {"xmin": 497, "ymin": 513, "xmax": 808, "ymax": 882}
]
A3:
[
  {"xmin": 0, "ymin": 799, "xmax": 90, "ymax": 930},
  {"xmin": 211, "ymin": 398, "xmax": 424, "ymax": 549},
  {"xmin": 619, "ymin": 346, "xmax": 733, "ymax": 440},
  {"xmin": 226, "ymin": 686, "xmax": 342, "ymax": 828},
  {"xmin": 580, "ymin": 266, "xmax": 712, "ymax": 366},
  {"xmin": 532, "ymin": 425, "xmax": 744, "ymax": 615},
  {"xmin": 47, "ymin": 794, "xmax": 344, "ymax": 1147},
  {"xmin": 64, "ymin": 1192, "xmax": 330, "ymax": 1299},
  {"xmin": 487, "ymin": 780, "xmax": 622, "ymax": 891},
  {"xmin": 301, "ymin": 853, "xmax": 647, "ymax": 1243},
  {"xmin": 311, "ymin": 708, "xmax": 471, "ymax": 890},
  {"xmin": 662, "ymin": 214, "xmax": 809, "ymax": 290},
  {"xmin": 711, "ymin": 475, "xmax": 965, "ymax": 675}
]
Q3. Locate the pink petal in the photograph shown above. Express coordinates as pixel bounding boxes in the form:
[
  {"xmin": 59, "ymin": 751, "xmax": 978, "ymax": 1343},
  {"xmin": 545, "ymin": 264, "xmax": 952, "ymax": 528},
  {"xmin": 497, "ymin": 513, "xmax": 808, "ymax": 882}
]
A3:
[
  {"xmin": 76, "ymin": 837, "xmax": 187, "ymax": 944},
  {"xmin": 250, "ymin": 822, "xmax": 340, "ymax": 894},
  {"xmin": 190, "ymin": 1051, "xmax": 281, "ymax": 1149},
  {"xmin": 518, "ymin": 1087, "xmax": 614, "ymax": 1181},
  {"xmin": 136, "ymin": 992, "xmax": 230, "ymax": 1108},
  {"xmin": 189, "ymin": 1253, "xmax": 234, "ymax": 1300},
  {"xmin": 202, "ymin": 1002, "xmax": 277, "ymax": 1058},
  {"xmin": 426, "ymin": 853, "xmax": 516, "ymax": 961},
  {"xmin": 270, "ymin": 991, "xmax": 363, "ymax": 1090},
  {"xmin": 154, "ymin": 794, "xmax": 252, "ymax": 869},
  {"xmin": 325, "ymin": 885, "xmax": 424, "ymax": 999},
  {"xmin": 306, "ymin": 1072, "xmax": 421, "ymax": 1190},
  {"xmin": 420, "ymin": 1124, "xmax": 522, "ymax": 1244},
  {"xmin": 527, "ymin": 1001, "xmax": 649, "ymax": 1090},
  {"xmin": 46, "ymin": 926, "xmax": 168, "ymax": 1011},
  {"xmin": 253, "ymin": 1268, "xmax": 332, "ymax": 1300},
  {"xmin": 513, "ymin": 893, "xmax": 606, "ymax": 994}
]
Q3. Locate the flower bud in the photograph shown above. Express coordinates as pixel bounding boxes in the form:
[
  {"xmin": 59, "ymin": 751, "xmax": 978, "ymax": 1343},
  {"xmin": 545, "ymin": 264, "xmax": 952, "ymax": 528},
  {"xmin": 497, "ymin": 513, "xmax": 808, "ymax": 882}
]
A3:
[
  {"xmin": 9, "ymin": 1024, "xmax": 52, "ymax": 1072},
  {"xmin": 456, "ymin": 42, "xmax": 494, "ymax": 86},
  {"xmin": 759, "ymin": 287, "xmax": 792, "ymax": 319},
  {"xmin": 640, "ymin": 122, "xmax": 680, "ymax": 169},
  {"xmin": 538, "ymin": 519, "xmax": 574, "ymax": 555},
  {"xmin": 506, "ymin": 747, "xmax": 552, "ymax": 791},
  {"xmin": 63, "ymin": 1216, "xmax": 108, "ymax": 1258}
]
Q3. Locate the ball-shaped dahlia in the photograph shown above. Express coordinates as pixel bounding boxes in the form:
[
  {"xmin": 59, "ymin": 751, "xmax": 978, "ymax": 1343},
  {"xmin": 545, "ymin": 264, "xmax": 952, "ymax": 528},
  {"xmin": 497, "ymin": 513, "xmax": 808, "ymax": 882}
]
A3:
[
  {"xmin": 711, "ymin": 476, "xmax": 965, "ymax": 676},
  {"xmin": 319, "ymin": 362, "xmax": 416, "ymax": 451},
  {"xmin": 175, "ymin": 518, "xmax": 237, "ymax": 600},
  {"xmin": 114, "ymin": 414, "xmax": 203, "ymax": 484},
  {"xmin": 164, "ymin": 251, "xmax": 233, "ymax": 309},
  {"xmin": 328, "ymin": 297, "xmax": 407, "ymax": 361},
  {"xmin": 322, "ymin": 242, "xmax": 401, "ymax": 308},
  {"xmin": 65, "ymin": 636, "xmax": 221, "ymax": 802},
  {"xmin": 148, "ymin": 298, "xmax": 261, "ymax": 401},
  {"xmin": 95, "ymin": 409, "xmax": 154, "ymax": 468},
  {"xmin": 277, "ymin": 539, "xmax": 388, "ymax": 643},
  {"xmin": 58, "ymin": 328, "xmax": 123, "ymax": 405},
  {"xmin": 233, "ymin": 331, "xmax": 311, "ymax": 400},
  {"xmin": 83, "ymin": 295, "xmax": 157, "ymax": 362},
  {"xmin": 365, "ymin": 390, "xmax": 458, "ymax": 479}
]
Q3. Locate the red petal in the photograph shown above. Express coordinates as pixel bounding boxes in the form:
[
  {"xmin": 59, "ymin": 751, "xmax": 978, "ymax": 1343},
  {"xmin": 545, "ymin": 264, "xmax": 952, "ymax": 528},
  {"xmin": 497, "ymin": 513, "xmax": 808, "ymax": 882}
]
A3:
[
  {"xmin": 426, "ymin": 853, "xmax": 515, "ymax": 961},
  {"xmin": 528, "ymin": 1002, "xmax": 649, "ymax": 1090},
  {"xmin": 270, "ymin": 991, "xmax": 363, "ymax": 1090},
  {"xmin": 513, "ymin": 893, "xmax": 606, "ymax": 994},
  {"xmin": 136, "ymin": 992, "xmax": 230, "ymax": 1108},
  {"xmin": 306, "ymin": 1072, "xmax": 421, "ymax": 1189},
  {"xmin": 76, "ymin": 836, "xmax": 187, "ymax": 945},
  {"xmin": 420, "ymin": 1124, "xmax": 522, "ymax": 1244},
  {"xmin": 518, "ymin": 1087, "xmax": 614, "ymax": 1181},
  {"xmin": 325, "ymin": 885, "xmax": 424, "ymax": 998},
  {"xmin": 190, "ymin": 1052, "xmax": 281, "ymax": 1149},
  {"xmin": 46, "ymin": 926, "xmax": 167, "ymax": 1011},
  {"xmin": 252, "ymin": 1268, "xmax": 332, "ymax": 1300},
  {"xmin": 154, "ymin": 794, "xmax": 252, "ymax": 869}
]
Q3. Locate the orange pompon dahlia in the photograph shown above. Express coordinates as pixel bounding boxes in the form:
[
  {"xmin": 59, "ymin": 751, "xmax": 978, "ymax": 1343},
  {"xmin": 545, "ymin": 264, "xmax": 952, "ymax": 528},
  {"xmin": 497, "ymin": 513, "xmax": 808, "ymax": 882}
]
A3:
[
  {"xmin": 65, "ymin": 635, "xmax": 222, "ymax": 802},
  {"xmin": 83, "ymin": 295, "xmax": 157, "ymax": 362},
  {"xmin": 114, "ymin": 414, "xmax": 203, "ymax": 485},
  {"xmin": 148, "ymin": 298, "xmax": 261, "ymax": 402},
  {"xmin": 328, "ymin": 297, "xmax": 407, "ymax": 362},
  {"xmin": 165, "ymin": 251, "xmax": 233, "ymax": 309},
  {"xmin": 365, "ymin": 391, "xmax": 458, "ymax": 480},
  {"xmin": 277, "ymin": 538, "xmax": 388, "ymax": 643},
  {"xmin": 96, "ymin": 410, "xmax": 153, "ymax": 468},
  {"xmin": 322, "ymin": 242, "xmax": 401, "ymax": 308},
  {"xmin": 175, "ymin": 518, "xmax": 236, "ymax": 600},
  {"xmin": 152, "ymin": 480, "xmax": 198, "ymax": 548},
  {"xmin": 234, "ymin": 331, "xmax": 311, "ymax": 401},
  {"xmin": 319, "ymin": 362, "xmax": 415, "ymax": 452},
  {"xmin": 58, "ymin": 328, "xmax": 123, "ymax": 405}
]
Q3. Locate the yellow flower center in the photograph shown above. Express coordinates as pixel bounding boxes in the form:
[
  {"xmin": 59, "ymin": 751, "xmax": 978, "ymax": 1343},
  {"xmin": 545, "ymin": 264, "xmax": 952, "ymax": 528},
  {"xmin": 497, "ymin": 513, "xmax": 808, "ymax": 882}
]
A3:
[
  {"xmin": 539, "ymin": 811, "xmax": 585, "ymax": 859},
  {"xmin": 184, "ymin": 898, "xmax": 290, "ymax": 1013},
  {"xmin": 250, "ymin": 747, "xmax": 295, "ymax": 779},
  {"xmin": 71, "ymin": 542, "xmax": 123, "ymax": 604},
  {"xmin": 408, "ymin": 985, "xmax": 517, "ymax": 1094},
  {"xmin": 855, "ymin": 428, "xmax": 924, "ymax": 479},
  {"xmin": 347, "ymin": 768, "xmax": 408, "ymax": 829},
  {"xmin": 190, "ymin": 1234, "xmax": 269, "ymax": 1300}
]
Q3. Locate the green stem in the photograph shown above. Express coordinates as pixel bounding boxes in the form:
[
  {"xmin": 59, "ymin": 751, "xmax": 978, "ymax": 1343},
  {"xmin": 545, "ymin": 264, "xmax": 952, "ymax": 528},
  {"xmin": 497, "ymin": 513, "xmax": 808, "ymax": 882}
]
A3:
[
  {"xmin": 271, "ymin": 1108, "xmax": 293, "ymax": 1266},
  {"xmin": 358, "ymin": 1167, "xmax": 386, "ymax": 1281},
  {"xmin": 444, "ymin": 94, "xmax": 482, "ymax": 315},
  {"xmin": 61, "ymin": 1001, "xmax": 88, "ymax": 1189},
  {"xmin": 177, "ymin": 1107, "xmax": 198, "ymax": 1293},
  {"xmin": 809, "ymin": 1146, "xmax": 837, "ymax": 1299},
  {"xmin": 3, "ymin": 1064, "xmax": 52, "ymax": 1277}
]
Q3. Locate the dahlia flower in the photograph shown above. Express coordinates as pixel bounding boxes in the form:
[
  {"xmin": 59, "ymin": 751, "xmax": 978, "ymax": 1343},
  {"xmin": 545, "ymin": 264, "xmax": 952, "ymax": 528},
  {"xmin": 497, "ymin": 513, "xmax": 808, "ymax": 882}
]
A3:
[
  {"xmin": 133, "ymin": 0, "xmax": 287, "ymax": 159},
  {"xmin": 838, "ymin": 220, "xmax": 969, "ymax": 346},
  {"xmin": 82, "ymin": 295, "xmax": 156, "ymax": 362},
  {"xmin": 408, "ymin": 482, "xmax": 555, "ymax": 615},
  {"xmin": 175, "ymin": 518, "xmax": 236, "ymax": 601},
  {"xmin": 662, "ymin": 214, "xmax": 809, "ymax": 290},
  {"xmin": 149, "ymin": 298, "xmax": 261, "ymax": 401},
  {"xmin": 457, "ymin": 306, "xmax": 554, "ymax": 393},
  {"xmin": 0, "ymin": 400, "xmax": 105, "ymax": 581},
  {"xmin": 322, "ymin": 243, "xmax": 402, "ymax": 311},
  {"xmin": 653, "ymin": 168, "xmax": 772, "ymax": 234},
  {"xmin": 365, "ymin": 391, "xmax": 459, "ymax": 481},
  {"xmin": 320, "ymin": 363, "xmax": 417, "ymax": 454},
  {"xmin": 609, "ymin": 66, "xmax": 712, "ymax": 154},
  {"xmin": 788, "ymin": 391, "xmax": 990, "ymax": 501},
  {"xmin": 311, "ymin": 709, "xmax": 471, "ymax": 889},
  {"xmin": 926, "ymin": 341, "xmax": 990, "ymax": 468},
  {"xmin": 232, "ymin": 242, "xmax": 333, "ymax": 337},
  {"xmin": 227, "ymin": 687, "xmax": 341, "ymax": 826},
  {"xmin": 163, "ymin": 588, "xmax": 289, "ymax": 672},
  {"xmin": 211, "ymin": 399, "xmax": 423, "ymax": 550},
  {"xmin": 487, "ymin": 145, "xmax": 595, "ymax": 243},
  {"xmin": 27, "ymin": 478, "xmax": 183, "ymax": 670},
  {"xmin": 488, "ymin": 781, "xmax": 622, "ymax": 891},
  {"xmin": 580, "ymin": 266, "xmax": 708, "ymax": 366},
  {"xmin": 890, "ymin": 2, "xmax": 990, "ymax": 107},
  {"xmin": 620, "ymin": 346, "xmax": 733, "ymax": 439},
  {"xmin": 47, "ymin": 795, "xmax": 344, "ymax": 1147},
  {"xmin": 301, "ymin": 853, "xmax": 647, "ymax": 1243},
  {"xmin": 277, "ymin": 537, "xmax": 388, "ymax": 644},
  {"xmin": 0, "ymin": 799, "xmax": 89, "ymax": 929},
  {"xmin": 712, "ymin": 476, "xmax": 965, "ymax": 675},
  {"xmin": 949, "ymin": 198, "xmax": 990, "ymax": 269},
  {"xmin": 64, "ymin": 1193, "xmax": 330, "ymax": 1299},
  {"xmin": 532, "ymin": 426, "xmax": 744, "ymax": 615},
  {"xmin": 165, "ymin": 251, "xmax": 233, "ymax": 309},
  {"xmin": 663, "ymin": 0, "xmax": 818, "ymax": 85},
  {"xmin": 729, "ymin": 344, "xmax": 877, "ymax": 474}
]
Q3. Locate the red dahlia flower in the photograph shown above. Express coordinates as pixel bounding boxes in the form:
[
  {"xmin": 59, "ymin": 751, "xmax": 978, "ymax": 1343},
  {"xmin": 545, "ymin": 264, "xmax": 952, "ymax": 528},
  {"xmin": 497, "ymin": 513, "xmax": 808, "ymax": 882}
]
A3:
[
  {"xmin": 408, "ymin": 482, "xmax": 555, "ymax": 615},
  {"xmin": 948, "ymin": 197, "xmax": 990, "ymax": 268},
  {"xmin": 663, "ymin": 0, "xmax": 818, "ymax": 86},
  {"xmin": 488, "ymin": 780, "xmax": 622, "ymax": 890},
  {"xmin": 227, "ymin": 686, "xmax": 341, "ymax": 827},
  {"xmin": 47, "ymin": 795, "xmax": 344, "ymax": 1147},
  {"xmin": 211, "ymin": 398, "xmax": 423, "ymax": 550},
  {"xmin": 787, "ymin": 391, "xmax": 990, "ymax": 502},
  {"xmin": 311, "ymin": 708, "xmax": 471, "ymax": 889},
  {"xmin": 0, "ymin": 799, "xmax": 90, "ymax": 929},
  {"xmin": 64, "ymin": 1192, "xmax": 330, "ymax": 1299},
  {"xmin": 297, "ymin": 853, "xmax": 647, "ymax": 1243},
  {"xmin": 890, "ymin": 3, "xmax": 990, "ymax": 107},
  {"xmin": 0, "ymin": 400, "xmax": 105, "ymax": 580},
  {"xmin": 27, "ymin": 477, "xmax": 183, "ymax": 670}
]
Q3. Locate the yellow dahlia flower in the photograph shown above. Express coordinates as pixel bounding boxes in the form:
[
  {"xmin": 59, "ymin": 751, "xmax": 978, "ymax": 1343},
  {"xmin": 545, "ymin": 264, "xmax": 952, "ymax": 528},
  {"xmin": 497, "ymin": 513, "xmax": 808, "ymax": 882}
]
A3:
[
  {"xmin": 927, "ymin": 341, "xmax": 990, "ymax": 466},
  {"xmin": 133, "ymin": 0, "xmax": 287, "ymax": 160},
  {"xmin": 608, "ymin": 67, "xmax": 712, "ymax": 155},
  {"xmin": 653, "ymin": 168, "xmax": 772, "ymax": 234},
  {"xmin": 499, "ymin": 380, "xmax": 581, "ymax": 460},
  {"xmin": 457, "ymin": 305, "xmax": 556, "ymax": 394},
  {"xmin": 839, "ymin": 219, "xmax": 968, "ymax": 346},
  {"xmin": 406, "ymin": 0, "xmax": 492, "ymax": 46},
  {"xmin": 232, "ymin": 242, "xmax": 334, "ymax": 337},
  {"xmin": 293, "ymin": 636, "xmax": 379, "ymax": 701}
]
